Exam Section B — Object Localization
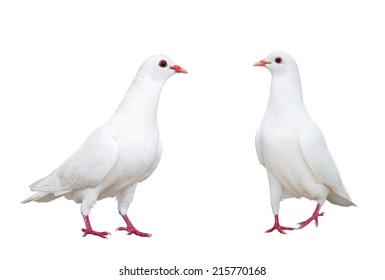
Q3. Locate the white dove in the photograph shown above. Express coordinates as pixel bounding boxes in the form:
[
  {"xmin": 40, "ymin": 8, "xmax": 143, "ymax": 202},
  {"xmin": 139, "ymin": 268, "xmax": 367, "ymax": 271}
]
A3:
[
  {"xmin": 22, "ymin": 55, "xmax": 187, "ymax": 238},
  {"xmin": 254, "ymin": 51, "xmax": 355, "ymax": 234}
]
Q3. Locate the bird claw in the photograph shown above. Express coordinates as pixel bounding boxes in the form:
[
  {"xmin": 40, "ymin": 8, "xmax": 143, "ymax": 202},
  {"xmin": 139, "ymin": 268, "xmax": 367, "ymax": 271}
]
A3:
[
  {"xmin": 116, "ymin": 227, "xmax": 152, "ymax": 237},
  {"xmin": 265, "ymin": 214, "xmax": 295, "ymax": 234},
  {"xmin": 297, "ymin": 211, "xmax": 324, "ymax": 229},
  {"xmin": 117, "ymin": 214, "xmax": 152, "ymax": 237},
  {"xmin": 81, "ymin": 228, "xmax": 111, "ymax": 239},
  {"xmin": 266, "ymin": 224, "xmax": 295, "ymax": 234}
]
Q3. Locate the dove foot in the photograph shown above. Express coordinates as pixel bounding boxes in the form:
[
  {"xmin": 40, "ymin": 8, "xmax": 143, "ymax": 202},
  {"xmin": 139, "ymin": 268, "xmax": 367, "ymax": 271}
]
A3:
[
  {"xmin": 265, "ymin": 214, "xmax": 295, "ymax": 234},
  {"xmin": 81, "ymin": 228, "xmax": 111, "ymax": 238},
  {"xmin": 297, "ymin": 204, "xmax": 324, "ymax": 229},
  {"xmin": 81, "ymin": 214, "xmax": 111, "ymax": 239},
  {"xmin": 117, "ymin": 214, "xmax": 152, "ymax": 237},
  {"xmin": 116, "ymin": 227, "xmax": 152, "ymax": 237}
]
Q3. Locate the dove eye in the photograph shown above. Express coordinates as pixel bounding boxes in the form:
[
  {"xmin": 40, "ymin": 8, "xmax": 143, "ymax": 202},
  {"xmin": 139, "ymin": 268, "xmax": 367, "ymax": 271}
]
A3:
[
  {"xmin": 158, "ymin": 60, "xmax": 168, "ymax": 68},
  {"xmin": 275, "ymin": 57, "xmax": 283, "ymax": 64}
]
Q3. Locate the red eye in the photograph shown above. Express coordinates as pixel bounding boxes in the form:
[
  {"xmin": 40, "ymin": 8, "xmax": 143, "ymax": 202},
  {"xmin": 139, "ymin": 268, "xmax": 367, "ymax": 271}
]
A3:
[
  {"xmin": 275, "ymin": 57, "xmax": 283, "ymax": 64},
  {"xmin": 159, "ymin": 60, "xmax": 168, "ymax": 68}
]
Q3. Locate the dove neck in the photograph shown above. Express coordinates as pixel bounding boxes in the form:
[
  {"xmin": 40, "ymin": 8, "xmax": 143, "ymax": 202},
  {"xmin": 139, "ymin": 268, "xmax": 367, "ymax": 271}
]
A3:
[
  {"xmin": 267, "ymin": 72, "xmax": 306, "ymax": 116},
  {"xmin": 115, "ymin": 74, "xmax": 166, "ymax": 122}
]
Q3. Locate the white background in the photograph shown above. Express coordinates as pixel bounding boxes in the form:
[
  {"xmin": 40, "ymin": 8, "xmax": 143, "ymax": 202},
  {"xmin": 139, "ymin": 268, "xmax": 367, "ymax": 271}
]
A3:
[{"xmin": 0, "ymin": 0, "xmax": 384, "ymax": 279}]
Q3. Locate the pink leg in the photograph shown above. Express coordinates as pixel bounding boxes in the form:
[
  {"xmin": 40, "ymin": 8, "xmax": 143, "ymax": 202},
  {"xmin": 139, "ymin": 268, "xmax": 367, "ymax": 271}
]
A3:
[
  {"xmin": 117, "ymin": 214, "xmax": 152, "ymax": 237},
  {"xmin": 297, "ymin": 204, "xmax": 324, "ymax": 229},
  {"xmin": 81, "ymin": 215, "xmax": 111, "ymax": 239},
  {"xmin": 265, "ymin": 214, "xmax": 295, "ymax": 234}
]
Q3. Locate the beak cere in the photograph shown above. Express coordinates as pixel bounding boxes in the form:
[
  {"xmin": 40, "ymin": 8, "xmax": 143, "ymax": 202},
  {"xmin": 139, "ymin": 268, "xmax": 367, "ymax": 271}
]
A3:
[
  {"xmin": 170, "ymin": 65, "xmax": 188, "ymax": 74},
  {"xmin": 254, "ymin": 59, "xmax": 271, "ymax": 67}
]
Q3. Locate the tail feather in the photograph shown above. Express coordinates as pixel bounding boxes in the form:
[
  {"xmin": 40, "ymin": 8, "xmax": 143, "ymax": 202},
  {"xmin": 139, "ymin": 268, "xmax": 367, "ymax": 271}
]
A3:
[
  {"xmin": 23, "ymin": 170, "xmax": 72, "ymax": 203},
  {"xmin": 327, "ymin": 191, "xmax": 356, "ymax": 207},
  {"xmin": 21, "ymin": 191, "xmax": 67, "ymax": 203},
  {"xmin": 30, "ymin": 170, "xmax": 66, "ymax": 192},
  {"xmin": 325, "ymin": 181, "xmax": 356, "ymax": 207}
]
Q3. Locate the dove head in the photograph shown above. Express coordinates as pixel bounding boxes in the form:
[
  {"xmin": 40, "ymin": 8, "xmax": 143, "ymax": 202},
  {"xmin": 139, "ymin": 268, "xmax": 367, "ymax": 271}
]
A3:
[
  {"xmin": 138, "ymin": 55, "xmax": 187, "ymax": 81},
  {"xmin": 254, "ymin": 51, "xmax": 298, "ymax": 75}
]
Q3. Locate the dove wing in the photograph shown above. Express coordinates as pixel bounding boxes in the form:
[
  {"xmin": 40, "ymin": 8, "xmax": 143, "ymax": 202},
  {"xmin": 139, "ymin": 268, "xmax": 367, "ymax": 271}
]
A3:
[
  {"xmin": 31, "ymin": 127, "xmax": 119, "ymax": 192},
  {"xmin": 255, "ymin": 126, "xmax": 265, "ymax": 167},
  {"xmin": 299, "ymin": 128, "xmax": 354, "ymax": 205}
]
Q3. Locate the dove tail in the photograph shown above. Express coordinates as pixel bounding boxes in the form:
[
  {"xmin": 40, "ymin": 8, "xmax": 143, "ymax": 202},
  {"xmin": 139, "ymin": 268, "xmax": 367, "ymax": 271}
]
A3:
[
  {"xmin": 29, "ymin": 171, "xmax": 64, "ymax": 192},
  {"xmin": 21, "ymin": 191, "xmax": 64, "ymax": 203},
  {"xmin": 327, "ymin": 191, "xmax": 356, "ymax": 207}
]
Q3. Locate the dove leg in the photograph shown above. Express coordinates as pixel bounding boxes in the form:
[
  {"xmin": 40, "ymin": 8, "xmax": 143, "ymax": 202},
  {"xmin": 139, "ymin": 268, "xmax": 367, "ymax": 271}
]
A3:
[
  {"xmin": 81, "ymin": 214, "xmax": 111, "ymax": 238},
  {"xmin": 297, "ymin": 201, "xmax": 325, "ymax": 229},
  {"xmin": 265, "ymin": 172, "xmax": 295, "ymax": 234},
  {"xmin": 268, "ymin": 172, "xmax": 282, "ymax": 215},
  {"xmin": 80, "ymin": 189, "xmax": 111, "ymax": 238},
  {"xmin": 116, "ymin": 183, "xmax": 152, "ymax": 237}
]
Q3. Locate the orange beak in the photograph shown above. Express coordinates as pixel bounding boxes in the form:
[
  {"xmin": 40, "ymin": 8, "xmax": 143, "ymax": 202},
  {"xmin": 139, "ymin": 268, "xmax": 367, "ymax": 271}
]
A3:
[
  {"xmin": 170, "ymin": 65, "xmax": 188, "ymax": 74},
  {"xmin": 254, "ymin": 59, "xmax": 271, "ymax": 67}
]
